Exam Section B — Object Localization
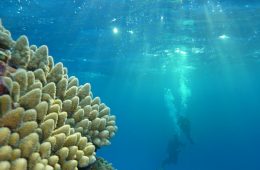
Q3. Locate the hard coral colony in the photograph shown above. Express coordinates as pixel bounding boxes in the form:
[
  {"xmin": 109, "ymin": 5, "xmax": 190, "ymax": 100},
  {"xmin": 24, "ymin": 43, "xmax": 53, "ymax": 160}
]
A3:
[{"xmin": 0, "ymin": 20, "xmax": 117, "ymax": 170}]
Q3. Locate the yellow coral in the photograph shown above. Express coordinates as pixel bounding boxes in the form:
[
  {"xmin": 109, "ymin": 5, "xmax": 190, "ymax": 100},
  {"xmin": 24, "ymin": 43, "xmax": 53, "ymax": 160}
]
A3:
[{"xmin": 0, "ymin": 21, "xmax": 117, "ymax": 170}]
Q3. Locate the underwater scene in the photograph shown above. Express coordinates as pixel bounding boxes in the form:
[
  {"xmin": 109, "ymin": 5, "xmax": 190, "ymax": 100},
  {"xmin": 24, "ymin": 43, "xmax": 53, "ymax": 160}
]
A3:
[{"xmin": 0, "ymin": 0, "xmax": 260, "ymax": 170}]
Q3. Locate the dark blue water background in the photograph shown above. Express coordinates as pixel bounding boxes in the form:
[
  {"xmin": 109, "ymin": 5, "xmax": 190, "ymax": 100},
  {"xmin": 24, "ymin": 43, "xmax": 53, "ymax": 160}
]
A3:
[{"xmin": 1, "ymin": 0, "xmax": 260, "ymax": 170}]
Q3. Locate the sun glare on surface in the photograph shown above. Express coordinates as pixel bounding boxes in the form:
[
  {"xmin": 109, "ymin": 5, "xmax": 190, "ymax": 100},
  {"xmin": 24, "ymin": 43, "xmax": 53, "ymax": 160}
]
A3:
[{"xmin": 113, "ymin": 27, "xmax": 119, "ymax": 34}]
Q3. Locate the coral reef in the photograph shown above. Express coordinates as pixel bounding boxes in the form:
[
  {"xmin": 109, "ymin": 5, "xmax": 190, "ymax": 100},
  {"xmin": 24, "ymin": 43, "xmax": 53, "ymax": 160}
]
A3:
[
  {"xmin": 0, "ymin": 20, "xmax": 117, "ymax": 170},
  {"xmin": 81, "ymin": 157, "xmax": 116, "ymax": 170}
]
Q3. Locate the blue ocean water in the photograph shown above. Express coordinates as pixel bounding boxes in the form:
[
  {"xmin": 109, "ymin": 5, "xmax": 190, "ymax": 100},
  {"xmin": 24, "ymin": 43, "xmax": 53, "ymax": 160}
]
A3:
[{"xmin": 1, "ymin": 0, "xmax": 260, "ymax": 170}]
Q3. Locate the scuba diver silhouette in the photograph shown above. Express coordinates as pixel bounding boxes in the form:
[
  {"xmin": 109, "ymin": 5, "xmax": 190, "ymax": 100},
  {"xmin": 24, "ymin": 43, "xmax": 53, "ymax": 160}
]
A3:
[
  {"xmin": 158, "ymin": 118, "xmax": 193, "ymax": 170},
  {"xmin": 158, "ymin": 134, "xmax": 185, "ymax": 170}
]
